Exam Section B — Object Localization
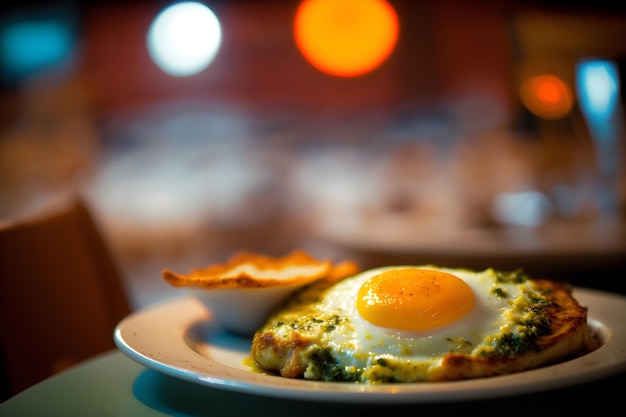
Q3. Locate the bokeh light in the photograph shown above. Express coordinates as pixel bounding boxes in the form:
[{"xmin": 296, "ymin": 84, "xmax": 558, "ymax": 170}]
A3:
[
  {"xmin": 576, "ymin": 59, "xmax": 620, "ymax": 124},
  {"xmin": 519, "ymin": 74, "xmax": 574, "ymax": 120},
  {"xmin": 294, "ymin": 0, "xmax": 399, "ymax": 77},
  {"xmin": 493, "ymin": 191, "xmax": 554, "ymax": 227},
  {"xmin": 147, "ymin": 1, "xmax": 222, "ymax": 77},
  {"xmin": 0, "ymin": 11, "xmax": 76, "ymax": 86}
]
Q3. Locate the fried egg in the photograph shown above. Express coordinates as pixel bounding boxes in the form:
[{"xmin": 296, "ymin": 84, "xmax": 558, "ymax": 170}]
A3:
[{"xmin": 251, "ymin": 265, "xmax": 595, "ymax": 383}]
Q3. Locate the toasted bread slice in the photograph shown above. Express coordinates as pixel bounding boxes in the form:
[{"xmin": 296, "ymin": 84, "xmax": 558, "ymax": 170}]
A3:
[{"xmin": 251, "ymin": 268, "xmax": 599, "ymax": 383}]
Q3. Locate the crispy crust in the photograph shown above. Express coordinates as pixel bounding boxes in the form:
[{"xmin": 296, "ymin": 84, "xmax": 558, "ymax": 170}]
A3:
[
  {"xmin": 429, "ymin": 279, "xmax": 599, "ymax": 381},
  {"xmin": 251, "ymin": 275, "xmax": 599, "ymax": 382},
  {"xmin": 252, "ymin": 331, "xmax": 311, "ymax": 378},
  {"xmin": 162, "ymin": 250, "xmax": 346, "ymax": 290}
]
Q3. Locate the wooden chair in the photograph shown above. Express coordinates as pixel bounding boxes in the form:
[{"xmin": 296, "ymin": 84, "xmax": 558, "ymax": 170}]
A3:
[{"xmin": 0, "ymin": 194, "xmax": 131, "ymax": 400}]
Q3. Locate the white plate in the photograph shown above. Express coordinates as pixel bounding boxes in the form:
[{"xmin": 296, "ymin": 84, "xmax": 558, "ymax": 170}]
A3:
[{"xmin": 114, "ymin": 289, "xmax": 626, "ymax": 404}]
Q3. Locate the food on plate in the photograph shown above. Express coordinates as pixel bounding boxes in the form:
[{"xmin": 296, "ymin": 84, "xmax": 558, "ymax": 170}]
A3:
[
  {"xmin": 251, "ymin": 265, "xmax": 599, "ymax": 383},
  {"xmin": 162, "ymin": 250, "xmax": 360, "ymax": 335}
]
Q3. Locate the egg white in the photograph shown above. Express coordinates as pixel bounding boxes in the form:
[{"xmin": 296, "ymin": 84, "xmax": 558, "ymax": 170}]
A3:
[{"xmin": 311, "ymin": 265, "xmax": 526, "ymax": 366}]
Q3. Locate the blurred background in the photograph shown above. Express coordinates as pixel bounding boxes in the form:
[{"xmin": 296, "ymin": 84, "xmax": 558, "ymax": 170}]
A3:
[{"xmin": 1, "ymin": 0, "xmax": 625, "ymax": 311}]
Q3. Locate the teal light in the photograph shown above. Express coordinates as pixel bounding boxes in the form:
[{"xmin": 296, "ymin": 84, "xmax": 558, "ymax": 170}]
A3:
[
  {"xmin": 576, "ymin": 59, "xmax": 620, "ymax": 125},
  {"xmin": 0, "ymin": 16, "xmax": 75, "ymax": 83},
  {"xmin": 576, "ymin": 58, "xmax": 623, "ymax": 216}
]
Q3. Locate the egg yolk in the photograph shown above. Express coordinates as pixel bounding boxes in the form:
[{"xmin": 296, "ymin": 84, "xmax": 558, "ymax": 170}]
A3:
[{"xmin": 356, "ymin": 268, "xmax": 475, "ymax": 331}]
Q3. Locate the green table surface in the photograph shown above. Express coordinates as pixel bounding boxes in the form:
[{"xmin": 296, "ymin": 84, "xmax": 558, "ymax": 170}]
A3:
[{"xmin": 2, "ymin": 349, "xmax": 625, "ymax": 417}]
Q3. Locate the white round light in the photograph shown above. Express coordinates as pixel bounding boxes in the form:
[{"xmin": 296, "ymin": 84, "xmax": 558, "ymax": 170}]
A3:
[{"xmin": 147, "ymin": 2, "xmax": 222, "ymax": 77}]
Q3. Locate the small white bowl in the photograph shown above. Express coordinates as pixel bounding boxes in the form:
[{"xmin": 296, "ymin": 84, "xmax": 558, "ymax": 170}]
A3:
[
  {"xmin": 162, "ymin": 251, "xmax": 360, "ymax": 336},
  {"xmin": 190, "ymin": 282, "xmax": 313, "ymax": 335}
]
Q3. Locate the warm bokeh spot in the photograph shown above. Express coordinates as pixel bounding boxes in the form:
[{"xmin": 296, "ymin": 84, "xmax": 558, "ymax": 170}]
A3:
[
  {"xmin": 294, "ymin": 0, "xmax": 399, "ymax": 77},
  {"xmin": 519, "ymin": 74, "xmax": 574, "ymax": 120}
]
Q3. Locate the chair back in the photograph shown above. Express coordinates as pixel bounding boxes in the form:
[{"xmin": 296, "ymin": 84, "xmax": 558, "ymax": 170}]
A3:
[{"xmin": 0, "ymin": 194, "xmax": 131, "ymax": 400}]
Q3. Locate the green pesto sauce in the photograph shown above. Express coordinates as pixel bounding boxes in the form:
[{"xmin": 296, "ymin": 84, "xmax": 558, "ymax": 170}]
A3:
[
  {"xmin": 493, "ymin": 268, "xmax": 529, "ymax": 284},
  {"xmin": 479, "ymin": 285, "xmax": 553, "ymax": 357},
  {"xmin": 273, "ymin": 314, "xmax": 345, "ymax": 333},
  {"xmin": 305, "ymin": 349, "xmax": 424, "ymax": 383},
  {"xmin": 490, "ymin": 287, "xmax": 508, "ymax": 298},
  {"xmin": 306, "ymin": 347, "xmax": 361, "ymax": 382}
]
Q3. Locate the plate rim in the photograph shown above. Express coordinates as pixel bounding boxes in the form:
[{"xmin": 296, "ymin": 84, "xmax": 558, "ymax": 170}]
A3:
[{"xmin": 114, "ymin": 288, "xmax": 626, "ymax": 404}]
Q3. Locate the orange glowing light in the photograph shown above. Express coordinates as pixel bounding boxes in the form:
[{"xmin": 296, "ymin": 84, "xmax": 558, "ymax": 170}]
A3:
[
  {"xmin": 294, "ymin": 0, "xmax": 399, "ymax": 77},
  {"xmin": 519, "ymin": 74, "xmax": 574, "ymax": 120}
]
